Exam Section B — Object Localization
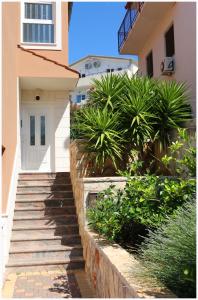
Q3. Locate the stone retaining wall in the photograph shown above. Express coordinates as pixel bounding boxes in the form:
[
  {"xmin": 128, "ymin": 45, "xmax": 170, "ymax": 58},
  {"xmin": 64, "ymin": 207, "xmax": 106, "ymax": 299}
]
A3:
[{"xmin": 70, "ymin": 140, "xmax": 175, "ymax": 298}]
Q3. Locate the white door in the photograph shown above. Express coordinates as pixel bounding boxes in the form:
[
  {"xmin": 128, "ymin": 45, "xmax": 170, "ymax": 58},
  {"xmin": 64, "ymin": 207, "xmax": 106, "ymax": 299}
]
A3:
[{"xmin": 21, "ymin": 106, "xmax": 51, "ymax": 172}]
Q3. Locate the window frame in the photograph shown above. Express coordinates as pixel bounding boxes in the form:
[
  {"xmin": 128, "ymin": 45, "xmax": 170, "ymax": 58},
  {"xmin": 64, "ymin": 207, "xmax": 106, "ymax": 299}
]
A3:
[
  {"xmin": 146, "ymin": 50, "xmax": 154, "ymax": 78},
  {"xmin": 21, "ymin": 0, "xmax": 62, "ymax": 50},
  {"xmin": 164, "ymin": 23, "xmax": 175, "ymax": 57}
]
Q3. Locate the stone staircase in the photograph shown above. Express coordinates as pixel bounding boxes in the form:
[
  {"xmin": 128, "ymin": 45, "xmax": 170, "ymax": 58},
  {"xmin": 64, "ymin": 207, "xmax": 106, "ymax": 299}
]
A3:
[{"xmin": 6, "ymin": 172, "xmax": 84, "ymax": 270}]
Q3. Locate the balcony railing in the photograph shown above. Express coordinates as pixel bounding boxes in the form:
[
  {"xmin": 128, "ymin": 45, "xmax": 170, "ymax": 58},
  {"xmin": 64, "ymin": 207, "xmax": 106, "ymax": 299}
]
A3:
[{"xmin": 118, "ymin": 2, "xmax": 144, "ymax": 52}]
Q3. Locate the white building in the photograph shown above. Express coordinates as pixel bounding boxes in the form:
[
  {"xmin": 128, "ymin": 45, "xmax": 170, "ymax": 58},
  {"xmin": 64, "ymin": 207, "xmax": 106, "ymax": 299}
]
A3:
[{"xmin": 69, "ymin": 55, "xmax": 138, "ymax": 105}]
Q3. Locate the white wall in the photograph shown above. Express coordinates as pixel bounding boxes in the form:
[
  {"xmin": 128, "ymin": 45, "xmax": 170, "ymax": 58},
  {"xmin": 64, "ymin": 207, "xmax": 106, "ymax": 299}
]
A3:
[
  {"xmin": 21, "ymin": 90, "xmax": 70, "ymax": 172},
  {"xmin": 72, "ymin": 57, "xmax": 133, "ymax": 77},
  {"xmin": 70, "ymin": 57, "xmax": 138, "ymax": 105}
]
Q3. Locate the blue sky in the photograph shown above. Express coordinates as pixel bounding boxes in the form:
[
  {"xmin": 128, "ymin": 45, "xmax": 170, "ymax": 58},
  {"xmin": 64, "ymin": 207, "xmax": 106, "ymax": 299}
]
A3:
[{"xmin": 69, "ymin": 2, "xmax": 138, "ymax": 64}]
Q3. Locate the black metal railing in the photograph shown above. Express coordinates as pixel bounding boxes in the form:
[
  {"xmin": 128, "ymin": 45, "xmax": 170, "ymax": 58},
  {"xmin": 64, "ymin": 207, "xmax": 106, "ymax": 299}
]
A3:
[{"xmin": 118, "ymin": 2, "xmax": 144, "ymax": 52}]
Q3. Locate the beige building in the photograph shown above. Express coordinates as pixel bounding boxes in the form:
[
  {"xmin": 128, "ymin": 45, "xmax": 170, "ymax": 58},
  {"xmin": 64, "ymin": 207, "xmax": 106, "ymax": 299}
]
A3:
[
  {"xmin": 1, "ymin": 1, "xmax": 79, "ymax": 277},
  {"xmin": 118, "ymin": 2, "xmax": 196, "ymax": 119}
]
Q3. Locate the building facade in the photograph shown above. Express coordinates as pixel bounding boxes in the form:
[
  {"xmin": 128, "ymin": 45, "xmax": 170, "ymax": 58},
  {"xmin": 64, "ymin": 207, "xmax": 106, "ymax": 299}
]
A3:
[
  {"xmin": 69, "ymin": 55, "xmax": 138, "ymax": 105},
  {"xmin": 118, "ymin": 2, "xmax": 196, "ymax": 120},
  {"xmin": 1, "ymin": 0, "xmax": 79, "ymax": 277}
]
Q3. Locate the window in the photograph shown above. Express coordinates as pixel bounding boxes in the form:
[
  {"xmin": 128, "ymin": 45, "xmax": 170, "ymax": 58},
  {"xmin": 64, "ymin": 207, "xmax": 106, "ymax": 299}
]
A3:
[
  {"xmin": 40, "ymin": 116, "xmax": 46, "ymax": 145},
  {"xmin": 117, "ymin": 68, "xmax": 122, "ymax": 71},
  {"xmin": 23, "ymin": 2, "xmax": 54, "ymax": 44},
  {"xmin": 165, "ymin": 24, "xmax": 175, "ymax": 57},
  {"xmin": 81, "ymin": 74, "xmax": 86, "ymax": 78},
  {"xmin": 21, "ymin": 1, "xmax": 61, "ymax": 49},
  {"xmin": 76, "ymin": 95, "xmax": 81, "ymax": 103},
  {"xmin": 76, "ymin": 94, "xmax": 86, "ymax": 103},
  {"xmin": 30, "ymin": 116, "xmax": 35, "ymax": 145},
  {"xmin": 146, "ymin": 51, "xmax": 153, "ymax": 77},
  {"xmin": 106, "ymin": 69, "xmax": 111, "ymax": 73}
]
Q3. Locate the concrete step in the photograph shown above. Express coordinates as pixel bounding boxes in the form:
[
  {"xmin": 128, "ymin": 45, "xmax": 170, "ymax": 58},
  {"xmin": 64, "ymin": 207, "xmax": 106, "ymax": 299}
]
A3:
[
  {"xmin": 10, "ymin": 243, "xmax": 82, "ymax": 253},
  {"xmin": 11, "ymin": 231, "xmax": 80, "ymax": 245},
  {"xmin": 17, "ymin": 185, "xmax": 72, "ymax": 193},
  {"xmin": 11, "ymin": 231, "xmax": 81, "ymax": 241},
  {"xmin": 15, "ymin": 198, "xmax": 75, "ymax": 209},
  {"xmin": 19, "ymin": 172, "xmax": 70, "ymax": 180},
  {"xmin": 13, "ymin": 215, "xmax": 77, "ymax": 226},
  {"xmin": 12, "ymin": 224, "xmax": 79, "ymax": 235},
  {"xmin": 18, "ymin": 179, "xmax": 71, "ymax": 186},
  {"xmin": 6, "ymin": 256, "xmax": 84, "ymax": 269},
  {"xmin": 16, "ymin": 191, "xmax": 73, "ymax": 200},
  {"xmin": 14, "ymin": 207, "xmax": 76, "ymax": 218},
  {"xmin": 9, "ymin": 246, "xmax": 83, "ymax": 260},
  {"xmin": 10, "ymin": 235, "xmax": 81, "ymax": 248}
]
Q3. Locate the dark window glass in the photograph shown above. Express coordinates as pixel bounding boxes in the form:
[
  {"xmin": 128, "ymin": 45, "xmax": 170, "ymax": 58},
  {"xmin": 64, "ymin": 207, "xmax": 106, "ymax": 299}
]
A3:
[
  {"xmin": 23, "ymin": 24, "xmax": 54, "ymax": 43},
  {"xmin": 25, "ymin": 3, "xmax": 52, "ymax": 20},
  {"xmin": 76, "ymin": 95, "xmax": 81, "ymax": 103},
  {"xmin": 30, "ymin": 116, "xmax": 35, "ymax": 145},
  {"xmin": 110, "ymin": 69, "xmax": 114, "ymax": 72},
  {"xmin": 82, "ymin": 95, "xmax": 86, "ymax": 100},
  {"xmin": 81, "ymin": 74, "xmax": 86, "ymax": 78},
  {"xmin": 165, "ymin": 24, "xmax": 175, "ymax": 57},
  {"xmin": 40, "ymin": 116, "xmax": 45, "ymax": 145},
  {"xmin": 146, "ymin": 51, "xmax": 153, "ymax": 78},
  {"xmin": 118, "ymin": 68, "xmax": 122, "ymax": 71},
  {"xmin": 106, "ymin": 69, "xmax": 110, "ymax": 73}
]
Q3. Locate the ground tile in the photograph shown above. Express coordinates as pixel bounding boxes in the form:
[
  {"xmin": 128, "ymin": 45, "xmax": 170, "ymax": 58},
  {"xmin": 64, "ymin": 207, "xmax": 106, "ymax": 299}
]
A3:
[{"xmin": 3, "ymin": 267, "xmax": 95, "ymax": 298}]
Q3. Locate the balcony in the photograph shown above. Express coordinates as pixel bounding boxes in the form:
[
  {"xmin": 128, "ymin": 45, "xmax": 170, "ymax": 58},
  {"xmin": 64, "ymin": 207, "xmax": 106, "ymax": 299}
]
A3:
[
  {"xmin": 118, "ymin": 2, "xmax": 144, "ymax": 52},
  {"xmin": 118, "ymin": 2, "xmax": 175, "ymax": 55}
]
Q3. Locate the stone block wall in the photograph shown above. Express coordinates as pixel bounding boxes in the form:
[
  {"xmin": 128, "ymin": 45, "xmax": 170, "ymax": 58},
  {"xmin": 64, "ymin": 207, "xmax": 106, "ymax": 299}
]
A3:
[{"xmin": 70, "ymin": 140, "xmax": 175, "ymax": 298}]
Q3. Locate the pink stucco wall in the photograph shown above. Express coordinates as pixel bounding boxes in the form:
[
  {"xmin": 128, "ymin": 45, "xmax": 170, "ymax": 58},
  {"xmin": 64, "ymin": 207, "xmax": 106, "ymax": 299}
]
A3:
[
  {"xmin": 2, "ymin": 2, "xmax": 78, "ymax": 213},
  {"xmin": 138, "ymin": 2, "xmax": 196, "ymax": 117}
]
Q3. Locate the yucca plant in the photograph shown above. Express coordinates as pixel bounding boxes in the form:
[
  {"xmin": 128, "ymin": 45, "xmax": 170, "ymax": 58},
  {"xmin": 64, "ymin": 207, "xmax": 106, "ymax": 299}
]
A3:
[
  {"xmin": 73, "ymin": 107, "xmax": 125, "ymax": 173},
  {"xmin": 72, "ymin": 75, "xmax": 192, "ymax": 174},
  {"xmin": 154, "ymin": 80, "xmax": 192, "ymax": 149},
  {"xmin": 88, "ymin": 73, "xmax": 125, "ymax": 110},
  {"xmin": 119, "ymin": 76, "xmax": 158, "ymax": 164}
]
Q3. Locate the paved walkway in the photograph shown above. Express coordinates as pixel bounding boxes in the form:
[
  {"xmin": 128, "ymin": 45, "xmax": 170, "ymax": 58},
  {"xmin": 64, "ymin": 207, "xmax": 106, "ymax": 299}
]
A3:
[{"xmin": 3, "ymin": 266, "xmax": 95, "ymax": 298}]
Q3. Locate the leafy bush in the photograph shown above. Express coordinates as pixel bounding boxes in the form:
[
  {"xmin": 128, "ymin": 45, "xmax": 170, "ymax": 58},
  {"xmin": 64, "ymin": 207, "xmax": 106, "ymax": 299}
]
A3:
[
  {"xmin": 162, "ymin": 128, "xmax": 196, "ymax": 178},
  {"xmin": 87, "ymin": 176, "xmax": 196, "ymax": 243},
  {"xmin": 72, "ymin": 107, "xmax": 125, "ymax": 172},
  {"xmin": 139, "ymin": 200, "xmax": 196, "ymax": 297},
  {"xmin": 71, "ymin": 75, "xmax": 192, "ymax": 173}
]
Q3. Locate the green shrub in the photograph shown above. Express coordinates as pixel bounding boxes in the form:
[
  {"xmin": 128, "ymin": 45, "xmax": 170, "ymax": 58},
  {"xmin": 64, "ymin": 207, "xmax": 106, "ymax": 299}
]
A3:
[
  {"xmin": 72, "ymin": 75, "xmax": 192, "ymax": 173},
  {"xmin": 87, "ymin": 176, "xmax": 196, "ymax": 243},
  {"xmin": 161, "ymin": 128, "xmax": 196, "ymax": 178},
  {"xmin": 139, "ymin": 200, "xmax": 196, "ymax": 297},
  {"xmin": 72, "ymin": 107, "xmax": 125, "ymax": 173}
]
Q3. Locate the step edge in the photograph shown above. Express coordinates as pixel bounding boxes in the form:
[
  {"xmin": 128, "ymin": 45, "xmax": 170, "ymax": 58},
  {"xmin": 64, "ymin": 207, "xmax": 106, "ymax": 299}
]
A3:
[
  {"xmin": 6, "ymin": 257, "xmax": 84, "ymax": 267},
  {"xmin": 14, "ymin": 206, "xmax": 75, "ymax": 211},
  {"xmin": 13, "ymin": 224, "xmax": 78, "ymax": 230},
  {"xmin": 9, "ymin": 245, "xmax": 83, "ymax": 254},
  {"xmin": 11, "ymin": 234, "xmax": 80, "ymax": 241},
  {"xmin": 18, "ymin": 183, "xmax": 72, "ymax": 185},
  {"xmin": 16, "ymin": 191, "xmax": 72, "ymax": 195},
  {"xmin": 15, "ymin": 198, "xmax": 74, "ymax": 202}
]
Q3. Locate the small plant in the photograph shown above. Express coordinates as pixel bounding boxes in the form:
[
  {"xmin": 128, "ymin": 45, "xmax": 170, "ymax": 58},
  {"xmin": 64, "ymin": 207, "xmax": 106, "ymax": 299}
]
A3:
[
  {"xmin": 139, "ymin": 200, "xmax": 196, "ymax": 298},
  {"xmin": 161, "ymin": 128, "xmax": 196, "ymax": 177}
]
